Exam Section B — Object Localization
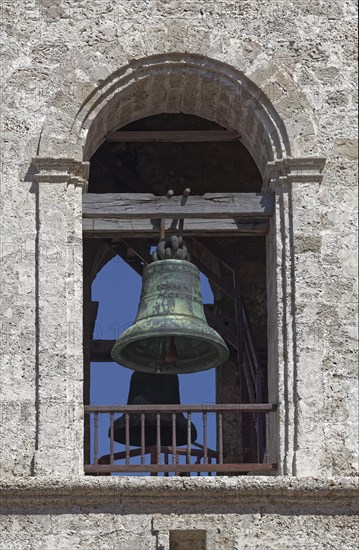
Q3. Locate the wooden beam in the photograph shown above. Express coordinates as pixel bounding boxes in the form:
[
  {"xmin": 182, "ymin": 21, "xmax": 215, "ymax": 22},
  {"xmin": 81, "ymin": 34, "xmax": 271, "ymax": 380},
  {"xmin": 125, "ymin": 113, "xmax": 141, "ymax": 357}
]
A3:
[
  {"xmin": 82, "ymin": 193, "xmax": 274, "ymax": 219},
  {"xmin": 187, "ymin": 237, "xmax": 235, "ymax": 297},
  {"xmin": 106, "ymin": 130, "xmax": 240, "ymax": 142},
  {"xmin": 85, "ymin": 463, "xmax": 277, "ymax": 473},
  {"xmin": 113, "ymin": 242, "xmax": 145, "ymax": 277},
  {"xmin": 82, "ymin": 218, "xmax": 269, "ymax": 237},
  {"xmin": 90, "ymin": 340, "xmax": 115, "ymax": 362}
]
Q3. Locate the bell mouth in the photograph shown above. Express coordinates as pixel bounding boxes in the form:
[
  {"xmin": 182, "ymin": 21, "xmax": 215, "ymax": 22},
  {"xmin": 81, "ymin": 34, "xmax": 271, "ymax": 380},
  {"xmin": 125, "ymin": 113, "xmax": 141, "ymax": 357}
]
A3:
[
  {"xmin": 111, "ymin": 316, "xmax": 229, "ymax": 374},
  {"xmin": 112, "ymin": 418, "xmax": 198, "ymax": 447}
]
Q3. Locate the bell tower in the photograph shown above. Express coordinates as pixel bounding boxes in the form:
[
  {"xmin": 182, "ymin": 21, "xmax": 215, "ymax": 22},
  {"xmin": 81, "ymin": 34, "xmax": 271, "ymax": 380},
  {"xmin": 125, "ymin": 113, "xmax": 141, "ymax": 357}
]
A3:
[{"xmin": 0, "ymin": 9, "xmax": 357, "ymax": 542}]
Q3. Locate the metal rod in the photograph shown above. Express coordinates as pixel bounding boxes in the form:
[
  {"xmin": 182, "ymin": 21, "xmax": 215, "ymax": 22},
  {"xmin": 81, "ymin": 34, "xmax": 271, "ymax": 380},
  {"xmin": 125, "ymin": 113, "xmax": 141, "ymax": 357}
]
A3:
[
  {"xmin": 156, "ymin": 413, "xmax": 161, "ymax": 464},
  {"xmin": 203, "ymin": 412, "xmax": 208, "ymax": 465},
  {"xmin": 160, "ymin": 218, "xmax": 165, "ymax": 240},
  {"xmin": 187, "ymin": 412, "xmax": 192, "ymax": 464},
  {"xmin": 172, "ymin": 413, "xmax": 177, "ymax": 466},
  {"xmin": 110, "ymin": 413, "xmax": 114, "ymax": 465},
  {"xmin": 178, "ymin": 219, "xmax": 184, "ymax": 247},
  {"xmin": 243, "ymin": 336, "xmax": 256, "ymax": 384},
  {"xmin": 125, "ymin": 413, "xmax": 130, "ymax": 465},
  {"xmin": 218, "ymin": 412, "xmax": 224, "ymax": 464},
  {"xmin": 234, "ymin": 295, "xmax": 244, "ymax": 370},
  {"xmin": 94, "ymin": 413, "xmax": 99, "ymax": 466},
  {"xmin": 140, "ymin": 413, "xmax": 145, "ymax": 465},
  {"xmin": 178, "ymin": 188, "xmax": 190, "ymax": 247}
]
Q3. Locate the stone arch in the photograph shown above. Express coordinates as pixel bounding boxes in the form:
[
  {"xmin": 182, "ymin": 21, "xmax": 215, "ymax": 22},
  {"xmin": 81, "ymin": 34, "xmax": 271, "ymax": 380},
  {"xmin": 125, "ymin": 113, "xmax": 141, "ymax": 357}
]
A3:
[
  {"xmin": 37, "ymin": 53, "xmax": 315, "ymax": 178},
  {"xmin": 32, "ymin": 50, "xmax": 327, "ymax": 478}
]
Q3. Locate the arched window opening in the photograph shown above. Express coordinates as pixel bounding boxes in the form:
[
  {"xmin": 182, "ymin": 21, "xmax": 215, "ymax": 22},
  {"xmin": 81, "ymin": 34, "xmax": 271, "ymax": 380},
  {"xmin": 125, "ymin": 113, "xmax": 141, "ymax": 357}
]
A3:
[{"xmin": 83, "ymin": 112, "xmax": 275, "ymax": 476}]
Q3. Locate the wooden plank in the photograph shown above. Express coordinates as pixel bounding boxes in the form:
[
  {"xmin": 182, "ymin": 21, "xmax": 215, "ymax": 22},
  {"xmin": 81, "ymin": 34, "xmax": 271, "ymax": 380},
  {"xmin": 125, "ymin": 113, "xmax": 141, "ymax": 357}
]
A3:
[
  {"xmin": 85, "ymin": 403, "xmax": 277, "ymax": 413},
  {"xmin": 82, "ymin": 193, "xmax": 274, "ymax": 219},
  {"xmin": 106, "ymin": 130, "xmax": 240, "ymax": 142},
  {"xmin": 83, "ymin": 218, "xmax": 269, "ymax": 237},
  {"xmin": 85, "ymin": 463, "xmax": 277, "ymax": 473}
]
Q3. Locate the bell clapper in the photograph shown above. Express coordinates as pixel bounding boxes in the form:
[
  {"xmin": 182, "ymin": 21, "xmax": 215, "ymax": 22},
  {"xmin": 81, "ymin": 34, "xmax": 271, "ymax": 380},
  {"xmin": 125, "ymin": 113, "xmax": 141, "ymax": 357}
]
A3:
[{"xmin": 165, "ymin": 336, "xmax": 179, "ymax": 365}]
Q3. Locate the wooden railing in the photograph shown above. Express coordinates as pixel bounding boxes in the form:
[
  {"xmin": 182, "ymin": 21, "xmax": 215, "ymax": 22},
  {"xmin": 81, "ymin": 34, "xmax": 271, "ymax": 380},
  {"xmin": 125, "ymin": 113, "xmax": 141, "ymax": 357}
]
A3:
[{"xmin": 84, "ymin": 404, "xmax": 277, "ymax": 476}]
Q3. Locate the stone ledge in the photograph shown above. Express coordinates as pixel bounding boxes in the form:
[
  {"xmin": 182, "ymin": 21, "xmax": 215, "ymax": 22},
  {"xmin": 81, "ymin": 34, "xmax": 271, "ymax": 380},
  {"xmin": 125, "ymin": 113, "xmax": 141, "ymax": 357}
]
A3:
[
  {"xmin": 264, "ymin": 157, "xmax": 326, "ymax": 190},
  {"xmin": 0, "ymin": 477, "xmax": 357, "ymax": 509},
  {"xmin": 32, "ymin": 157, "xmax": 89, "ymax": 189}
]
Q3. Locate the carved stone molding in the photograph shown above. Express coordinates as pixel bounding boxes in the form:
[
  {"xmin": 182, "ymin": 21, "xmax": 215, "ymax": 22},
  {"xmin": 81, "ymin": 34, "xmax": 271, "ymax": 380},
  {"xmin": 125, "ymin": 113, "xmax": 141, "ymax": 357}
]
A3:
[
  {"xmin": 0, "ymin": 477, "xmax": 356, "ymax": 509},
  {"xmin": 32, "ymin": 157, "xmax": 90, "ymax": 191},
  {"xmin": 263, "ymin": 157, "xmax": 326, "ymax": 191}
]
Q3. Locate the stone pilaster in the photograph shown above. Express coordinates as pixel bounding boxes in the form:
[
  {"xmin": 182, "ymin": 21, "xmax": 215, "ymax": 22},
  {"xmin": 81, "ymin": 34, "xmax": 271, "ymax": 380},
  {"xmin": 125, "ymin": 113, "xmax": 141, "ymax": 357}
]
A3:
[
  {"xmin": 32, "ymin": 158, "xmax": 89, "ymax": 476},
  {"xmin": 265, "ymin": 157, "xmax": 326, "ymax": 476}
]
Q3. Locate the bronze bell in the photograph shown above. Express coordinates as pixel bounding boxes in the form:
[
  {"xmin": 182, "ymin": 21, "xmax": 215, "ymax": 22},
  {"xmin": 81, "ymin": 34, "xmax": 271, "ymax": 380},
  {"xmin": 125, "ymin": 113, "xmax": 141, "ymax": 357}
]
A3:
[
  {"xmin": 111, "ymin": 372, "xmax": 197, "ymax": 446},
  {"xmin": 111, "ymin": 247, "xmax": 229, "ymax": 374}
]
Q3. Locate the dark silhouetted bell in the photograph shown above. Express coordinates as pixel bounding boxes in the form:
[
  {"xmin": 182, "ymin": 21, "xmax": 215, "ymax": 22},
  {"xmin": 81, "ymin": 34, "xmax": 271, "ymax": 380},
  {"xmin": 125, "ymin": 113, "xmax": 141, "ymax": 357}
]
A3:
[
  {"xmin": 111, "ymin": 259, "xmax": 229, "ymax": 374},
  {"xmin": 111, "ymin": 372, "xmax": 197, "ymax": 446}
]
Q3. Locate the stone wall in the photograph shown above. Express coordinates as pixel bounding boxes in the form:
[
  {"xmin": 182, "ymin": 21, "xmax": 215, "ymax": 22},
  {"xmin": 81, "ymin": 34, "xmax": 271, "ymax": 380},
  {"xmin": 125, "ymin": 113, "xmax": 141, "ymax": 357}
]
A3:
[
  {"xmin": 0, "ymin": 478, "xmax": 358, "ymax": 550},
  {"xmin": 0, "ymin": 0, "xmax": 358, "ymax": 547}
]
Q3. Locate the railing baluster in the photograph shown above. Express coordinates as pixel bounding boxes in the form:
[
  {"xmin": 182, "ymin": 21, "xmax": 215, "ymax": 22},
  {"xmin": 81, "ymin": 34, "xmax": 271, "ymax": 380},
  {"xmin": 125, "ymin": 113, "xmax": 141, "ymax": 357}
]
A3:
[
  {"xmin": 203, "ymin": 412, "xmax": 208, "ymax": 465},
  {"xmin": 94, "ymin": 412, "xmax": 99, "ymax": 466},
  {"xmin": 140, "ymin": 413, "xmax": 145, "ymax": 465},
  {"xmin": 218, "ymin": 411, "xmax": 223, "ymax": 464},
  {"xmin": 187, "ymin": 412, "xmax": 192, "ymax": 465},
  {"xmin": 257, "ymin": 411, "xmax": 265, "ymax": 463},
  {"xmin": 156, "ymin": 413, "xmax": 161, "ymax": 465},
  {"xmin": 125, "ymin": 412, "xmax": 130, "ymax": 466},
  {"xmin": 164, "ymin": 451, "xmax": 169, "ymax": 477},
  {"xmin": 150, "ymin": 448, "xmax": 157, "ymax": 477},
  {"xmin": 172, "ymin": 413, "xmax": 177, "ymax": 467},
  {"xmin": 110, "ymin": 412, "xmax": 114, "ymax": 465},
  {"xmin": 265, "ymin": 412, "xmax": 270, "ymax": 464},
  {"xmin": 83, "ymin": 404, "xmax": 277, "ymax": 475}
]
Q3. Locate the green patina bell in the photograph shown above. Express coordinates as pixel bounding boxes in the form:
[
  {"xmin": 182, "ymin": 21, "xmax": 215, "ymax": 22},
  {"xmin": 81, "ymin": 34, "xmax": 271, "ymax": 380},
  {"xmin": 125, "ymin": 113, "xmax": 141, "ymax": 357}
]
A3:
[{"xmin": 111, "ymin": 238, "xmax": 229, "ymax": 374}]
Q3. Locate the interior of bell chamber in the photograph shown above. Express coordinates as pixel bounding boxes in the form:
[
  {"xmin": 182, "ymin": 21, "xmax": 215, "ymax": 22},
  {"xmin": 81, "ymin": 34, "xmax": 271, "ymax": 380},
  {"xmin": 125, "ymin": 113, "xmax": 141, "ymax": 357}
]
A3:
[{"xmin": 88, "ymin": 113, "xmax": 262, "ymax": 195}]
